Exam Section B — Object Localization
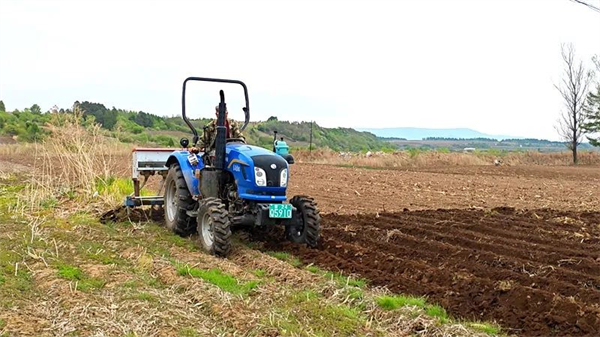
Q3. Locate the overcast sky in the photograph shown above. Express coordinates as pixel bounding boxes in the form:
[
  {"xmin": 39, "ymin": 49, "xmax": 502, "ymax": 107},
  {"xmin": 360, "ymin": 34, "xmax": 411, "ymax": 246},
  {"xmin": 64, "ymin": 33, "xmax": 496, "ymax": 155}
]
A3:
[{"xmin": 1, "ymin": 0, "xmax": 599, "ymax": 140}]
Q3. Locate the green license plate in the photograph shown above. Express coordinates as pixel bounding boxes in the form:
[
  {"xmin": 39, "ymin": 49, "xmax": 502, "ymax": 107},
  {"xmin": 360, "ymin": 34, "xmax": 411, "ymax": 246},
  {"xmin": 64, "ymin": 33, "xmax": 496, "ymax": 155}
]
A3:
[{"xmin": 269, "ymin": 203, "xmax": 292, "ymax": 219}]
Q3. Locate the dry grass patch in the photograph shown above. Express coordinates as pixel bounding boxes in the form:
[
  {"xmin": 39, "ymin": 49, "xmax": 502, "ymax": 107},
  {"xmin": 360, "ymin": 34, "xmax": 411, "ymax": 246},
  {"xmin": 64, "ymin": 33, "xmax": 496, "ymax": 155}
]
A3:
[{"xmin": 11, "ymin": 109, "xmax": 130, "ymax": 218}]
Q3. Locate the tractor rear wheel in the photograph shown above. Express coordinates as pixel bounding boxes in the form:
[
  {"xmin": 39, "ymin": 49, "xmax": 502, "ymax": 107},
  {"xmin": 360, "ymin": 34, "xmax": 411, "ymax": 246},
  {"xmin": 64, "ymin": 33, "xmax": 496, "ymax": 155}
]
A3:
[
  {"xmin": 164, "ymin": 163, "xmax": 197, "ymax": 236},
  {"xmin": 197, "ymin": 197, "xmax": 232, "ymax": 257},
  {"xmin": 287, "ymin": 195, "xmax": 320, "ymax": 247}
]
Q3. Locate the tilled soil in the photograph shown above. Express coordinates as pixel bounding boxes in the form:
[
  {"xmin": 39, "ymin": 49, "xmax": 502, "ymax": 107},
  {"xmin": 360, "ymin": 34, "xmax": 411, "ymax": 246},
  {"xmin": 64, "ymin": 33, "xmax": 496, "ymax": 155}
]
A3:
[
  {"xmin": 287, "ymin": 163, "xmax": 600, "ymax": 213},
  {"xmin": 261, "ymin": 207, "xmax": 600, "ymax": 337}
]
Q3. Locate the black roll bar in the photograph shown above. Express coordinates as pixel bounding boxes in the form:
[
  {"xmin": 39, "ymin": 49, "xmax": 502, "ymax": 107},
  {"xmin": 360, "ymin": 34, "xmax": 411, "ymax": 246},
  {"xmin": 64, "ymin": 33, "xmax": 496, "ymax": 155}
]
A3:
[{"xmin": 181, "ymin": 76, "xmax": 250, "ymax": 145}]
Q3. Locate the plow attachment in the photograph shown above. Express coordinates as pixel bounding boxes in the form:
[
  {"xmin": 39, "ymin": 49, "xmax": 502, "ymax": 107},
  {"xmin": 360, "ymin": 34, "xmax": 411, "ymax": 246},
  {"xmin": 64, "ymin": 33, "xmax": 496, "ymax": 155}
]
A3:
[{"xmin": 100, "ymin": 147, "xmax": 175, "ymax": 223}]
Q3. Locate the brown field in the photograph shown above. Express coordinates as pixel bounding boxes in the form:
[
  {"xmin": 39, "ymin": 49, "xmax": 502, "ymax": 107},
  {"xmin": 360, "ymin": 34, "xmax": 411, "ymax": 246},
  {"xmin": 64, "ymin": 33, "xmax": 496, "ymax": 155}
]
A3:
[
  {"xmin": 286, "ymin": 164, "xmax": 600, "ymax": 336},
  {"xmin": 261, "ymin": 208, "xmax": 600, "ymax": 336},
  {"xmin": 287, "ymin": 163, "xmax": 599, "ymax": 213},
  {"xmin": 282, "ymin": 163, "xmax": 600, "ymax": 336},
  {"xmin": 1, "ymin": 142, "xmax": 599, "ymax": 336}
]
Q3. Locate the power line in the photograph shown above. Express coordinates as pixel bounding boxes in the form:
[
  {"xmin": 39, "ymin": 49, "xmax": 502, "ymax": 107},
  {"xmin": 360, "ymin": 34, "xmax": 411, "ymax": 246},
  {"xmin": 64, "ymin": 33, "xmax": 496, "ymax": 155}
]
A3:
[{"xmin": 568, "ymin": 0, "xmax": 600, "ymax": 13}]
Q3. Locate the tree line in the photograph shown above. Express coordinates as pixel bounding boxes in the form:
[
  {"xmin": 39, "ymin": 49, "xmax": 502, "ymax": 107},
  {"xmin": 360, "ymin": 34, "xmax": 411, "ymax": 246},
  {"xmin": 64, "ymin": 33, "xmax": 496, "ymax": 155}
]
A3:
[{"xmin": 0, "ymin": 101, "xmax": 393, "ymax": 152}]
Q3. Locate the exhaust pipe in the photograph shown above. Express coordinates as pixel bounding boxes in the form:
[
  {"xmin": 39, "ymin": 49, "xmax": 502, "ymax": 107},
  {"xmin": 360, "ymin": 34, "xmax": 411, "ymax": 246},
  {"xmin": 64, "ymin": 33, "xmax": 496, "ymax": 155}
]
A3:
[
  {"xmin": 199, "ymin": 90, "xmax": 227, "ymax": 199},
  {"xmin": 215, "ymin": 90, "xmax": 227, "ymax": 171}
]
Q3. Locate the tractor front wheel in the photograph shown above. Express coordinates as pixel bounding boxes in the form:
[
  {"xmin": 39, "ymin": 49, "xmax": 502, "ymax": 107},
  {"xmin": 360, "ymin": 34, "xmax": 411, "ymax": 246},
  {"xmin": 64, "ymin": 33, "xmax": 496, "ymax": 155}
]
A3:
[
  {"xmin": 286, "ymin": 195, "xmax": 320, "ymax": 247},
  {"xmin": 164, "ymin": 163, "xmax": 197, "ymax": 236},
  {"xmin": 197, "ymin": 197, "xmax": 232, "ymax": 257}
]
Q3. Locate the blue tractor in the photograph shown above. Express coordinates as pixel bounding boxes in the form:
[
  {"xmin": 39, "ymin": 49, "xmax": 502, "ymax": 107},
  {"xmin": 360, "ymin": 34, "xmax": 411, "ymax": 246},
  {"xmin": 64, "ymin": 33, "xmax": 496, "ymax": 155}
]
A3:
[{"xmin": 162, "ymin": 77, "xmax": 320, "ymax": 257}]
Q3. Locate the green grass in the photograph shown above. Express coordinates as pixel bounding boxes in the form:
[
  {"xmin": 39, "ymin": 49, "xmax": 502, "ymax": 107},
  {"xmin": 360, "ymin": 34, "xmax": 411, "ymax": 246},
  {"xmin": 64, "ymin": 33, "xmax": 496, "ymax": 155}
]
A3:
[
  {"xmin": 266, "ymin": 251, "xmax": 290, "ymax": 260},
  {"xmin": 141, "ymin": 225, "xmax": 194, "ymax": 252},
  {"xmin": 40, "ymin": 196, "xmax": 58, "ymax": 209},
  {"xmin": 56, "ymin": 264, "xmax": 105, "ymax": 291},
  {"xmin": 57, "ymin": 264, "xmax": 84, "ymax": 280},
  {"xmin": 376, "ymin": 294, "xmax": 449, "ymax": 323},
  {"xmin": 176, "ymin": 264, "xmax": 258, "ymax": 296},
  {"xmin": 94, "ymin": 176, "xmax": 154, "ymax": 198},
  {"xmin": 345, "ymin": 288, "xmax": 364, "ymax": 300},
  {"xmin": 163, "ymin": 233, "xmax": 195, "ymax": 249},
  {"xmin": 375, "ymin": 294, "xmax": 499, "ymax": 333},
  {"xmin": 466, "ymin": 322, "xmax": 501, "ymax": 335},
  {"xmin": 252, "ymin": 269, "xmax": 266, "ymax": 277},
  {"xmin": 0, "ymin": 255, "xmax": 32, "ymax": 296},
  {"xmin": 426, "ymin": 304, "xmax": 449, "ymax": 323},
  {"xmin": 0, "ymin": 184, "xmax": 22, "ymax": 220},
  {"xmin": 0, "ymin": 224, "xmax": 33, "ymax": 299},
  {"xmin": 178, "ymin": 327, "xmax": 201, "ymax": 337},
  {"xmin": 294, "ymin": 290, "xmax": 320, "ymax": 301},
  {"xmin": 266, "ymin": 251, "xmax": 302, "ymax": 267},
  {"xmin": 79, "ymin": 278, "xmax": 106, "ymax": 291},
  {"xmin": 266, "ymin": 290, "xmax": 366, "ymax": 336},
  {"xmin": 376, "ymin": 295, "xmax": 427, "ymax": 310},
  {"xmin": 122, "ymin": 280, "xmax": 140, "ymax": 288},
  {"xmin": 68, "ymin": 212, "xmax": 101, "ymax": 226}
]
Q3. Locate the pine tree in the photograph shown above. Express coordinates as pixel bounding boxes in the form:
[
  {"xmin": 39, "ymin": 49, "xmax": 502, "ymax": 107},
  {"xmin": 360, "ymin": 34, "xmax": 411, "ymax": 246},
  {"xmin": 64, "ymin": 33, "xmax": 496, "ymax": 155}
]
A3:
[{"xmin": 583, "ymin": 56, "xmax": 600, "ymax": 147}]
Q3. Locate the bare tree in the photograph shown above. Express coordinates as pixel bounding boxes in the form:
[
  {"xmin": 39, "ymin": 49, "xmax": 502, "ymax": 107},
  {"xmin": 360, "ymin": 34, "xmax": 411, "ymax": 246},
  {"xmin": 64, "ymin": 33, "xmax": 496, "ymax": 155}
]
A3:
[{"xmin": 554, "ymin": 43, "xmax": 594, "ymax": 164}]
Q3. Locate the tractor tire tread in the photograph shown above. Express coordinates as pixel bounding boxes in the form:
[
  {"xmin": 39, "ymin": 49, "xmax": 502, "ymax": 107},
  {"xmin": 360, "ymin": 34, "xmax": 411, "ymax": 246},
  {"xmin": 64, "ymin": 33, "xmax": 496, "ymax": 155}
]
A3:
[
  {"xmin": 165, "ymin": 163, "xmax": 197, "ymax": 236},
  {"xmin": 198, "ymin": 197, "xmax": 232, "ymax": 257},
  {"xmin": 290, "ymin": 195, "xmax": 321, "ymax": 248}
]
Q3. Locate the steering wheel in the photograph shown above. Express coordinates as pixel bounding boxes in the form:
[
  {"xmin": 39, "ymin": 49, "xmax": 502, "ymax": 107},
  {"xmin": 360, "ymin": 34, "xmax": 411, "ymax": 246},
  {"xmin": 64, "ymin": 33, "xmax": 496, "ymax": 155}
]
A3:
[{"xmin": 227, "ymin": 138, "xmax": 246, "ymax": 144}]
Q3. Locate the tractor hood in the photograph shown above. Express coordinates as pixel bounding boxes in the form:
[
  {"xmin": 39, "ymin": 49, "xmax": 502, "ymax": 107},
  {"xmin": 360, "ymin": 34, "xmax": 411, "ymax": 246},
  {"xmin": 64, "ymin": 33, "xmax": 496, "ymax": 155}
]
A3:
[
  {"xmin": 225, "ymin": 142, "xmax": 289, "ymax": 202},
  {"xmin": 226, "ymin": 143, "xmax": 276, "ymax": 157}
]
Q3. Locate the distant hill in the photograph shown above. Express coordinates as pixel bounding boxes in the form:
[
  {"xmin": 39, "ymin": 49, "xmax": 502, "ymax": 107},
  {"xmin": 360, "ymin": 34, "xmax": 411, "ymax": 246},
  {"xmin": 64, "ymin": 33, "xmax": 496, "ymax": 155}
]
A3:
[
  {"xmin": 0, "ymin": 101, "xmax": 393, "ymax": 152},
  {"xmin": 356, "ymin": 127, "xmax": 519, "ymax": 141}
]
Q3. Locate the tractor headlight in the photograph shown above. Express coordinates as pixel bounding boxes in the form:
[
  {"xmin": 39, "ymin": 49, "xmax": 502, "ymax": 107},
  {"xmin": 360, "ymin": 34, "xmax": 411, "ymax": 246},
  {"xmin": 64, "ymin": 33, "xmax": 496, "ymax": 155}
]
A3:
[
  {"xmin": 280, "ymin": 168, "xmax": 288, "ymax": 187},
  {"xmin": 254, "ymin": 167, "xmax": 266, "ymax": 186}
]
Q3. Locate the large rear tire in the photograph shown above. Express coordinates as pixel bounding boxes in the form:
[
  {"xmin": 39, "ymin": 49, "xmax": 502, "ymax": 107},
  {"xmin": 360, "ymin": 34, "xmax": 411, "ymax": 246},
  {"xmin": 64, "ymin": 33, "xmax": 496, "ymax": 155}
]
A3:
[
  {"xmin": 286, "ymin": 195, "xmax": 320, "ymax": 247},
  {"xmin": 197, "ymin": 197, "xmax": 232, "ymax": 257},
  {"xmin": 164, "ymin": 163, "xmax": 197, "ymax": 236}
]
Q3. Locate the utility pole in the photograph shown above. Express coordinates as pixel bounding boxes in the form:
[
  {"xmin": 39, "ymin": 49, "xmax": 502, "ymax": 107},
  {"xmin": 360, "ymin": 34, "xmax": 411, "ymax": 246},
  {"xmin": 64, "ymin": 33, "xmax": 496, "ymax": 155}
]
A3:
[{"xmin": 309, "ymin": 121, "xmax": 313, "ymax": 156}]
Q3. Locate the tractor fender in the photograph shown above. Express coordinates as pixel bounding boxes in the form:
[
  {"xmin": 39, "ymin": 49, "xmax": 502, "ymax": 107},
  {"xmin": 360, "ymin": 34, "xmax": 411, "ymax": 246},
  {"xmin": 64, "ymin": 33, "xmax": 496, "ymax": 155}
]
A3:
[{"xmin": 165, "ymin": 151, "xmax": 202, "ymax": 197}]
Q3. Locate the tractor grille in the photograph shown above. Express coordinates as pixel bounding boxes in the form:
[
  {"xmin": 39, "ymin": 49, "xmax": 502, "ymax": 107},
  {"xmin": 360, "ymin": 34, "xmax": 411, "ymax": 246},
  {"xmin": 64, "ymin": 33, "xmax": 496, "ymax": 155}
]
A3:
[
  {"xmin": 251, "ymin": 154, "xmax": 287, "ymax": 187},
  {"xmin": 246, "ymin": 189, "xmax": 286, "ymax": 196}
]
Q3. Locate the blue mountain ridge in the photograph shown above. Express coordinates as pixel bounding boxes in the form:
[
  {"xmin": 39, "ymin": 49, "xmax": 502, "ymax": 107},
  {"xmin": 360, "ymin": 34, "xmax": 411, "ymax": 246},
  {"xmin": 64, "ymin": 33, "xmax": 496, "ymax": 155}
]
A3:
[{"xmin": 356, "ymin": 127, "xmax": 522, "ymax": 140}]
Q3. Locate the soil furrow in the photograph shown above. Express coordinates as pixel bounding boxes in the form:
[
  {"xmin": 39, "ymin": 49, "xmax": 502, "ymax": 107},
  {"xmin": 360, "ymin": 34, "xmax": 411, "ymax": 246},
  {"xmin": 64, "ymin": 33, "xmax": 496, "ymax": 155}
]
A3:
[{"xmin": 258, "ymin": 208, "xmax": 600, "ymax": 337}]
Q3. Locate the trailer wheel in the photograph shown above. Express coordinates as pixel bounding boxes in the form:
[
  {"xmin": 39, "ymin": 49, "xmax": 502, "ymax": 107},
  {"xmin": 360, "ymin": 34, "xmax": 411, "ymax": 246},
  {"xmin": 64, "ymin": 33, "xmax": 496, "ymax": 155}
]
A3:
[
  {"xmin": 197, "ymin": 197, "xmax": 232, "ymax": 257},
  {"xmin": 164, "ymin": 163, "xmax": 197, "ymax": 236},
  {"xmin": 287, "ymin": 195, "xmax": 320, "ymax": 247}
]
